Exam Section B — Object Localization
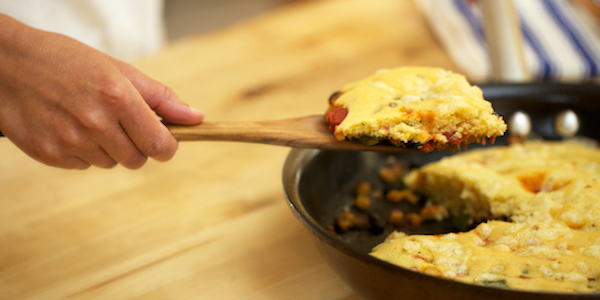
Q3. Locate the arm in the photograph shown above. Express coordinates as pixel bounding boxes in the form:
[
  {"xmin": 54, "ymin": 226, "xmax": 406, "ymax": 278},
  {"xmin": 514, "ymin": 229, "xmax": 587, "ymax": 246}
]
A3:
[{"xmin": 0, "ymin": 14, "xmax": 204, "ymax": 169}]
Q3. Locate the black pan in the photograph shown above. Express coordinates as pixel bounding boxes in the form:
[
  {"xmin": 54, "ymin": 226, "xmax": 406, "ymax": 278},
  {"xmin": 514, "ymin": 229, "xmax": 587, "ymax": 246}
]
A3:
[{"xmin": 283, "ymin": 83, "xmax": 600, "ymax": 300}]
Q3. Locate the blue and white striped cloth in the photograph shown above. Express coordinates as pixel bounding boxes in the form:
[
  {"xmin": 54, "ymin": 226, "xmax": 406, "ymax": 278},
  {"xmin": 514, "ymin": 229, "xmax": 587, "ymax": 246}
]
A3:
[{"xmin": 417, "ymin": 0, "xmax": 600, "ymax": 82}]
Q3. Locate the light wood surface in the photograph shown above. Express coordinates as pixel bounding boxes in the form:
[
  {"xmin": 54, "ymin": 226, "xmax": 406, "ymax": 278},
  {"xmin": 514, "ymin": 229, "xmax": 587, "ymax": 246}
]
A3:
[{"xmin": 0, "ymin": 0, "xmax": 455, "ymax": 299}]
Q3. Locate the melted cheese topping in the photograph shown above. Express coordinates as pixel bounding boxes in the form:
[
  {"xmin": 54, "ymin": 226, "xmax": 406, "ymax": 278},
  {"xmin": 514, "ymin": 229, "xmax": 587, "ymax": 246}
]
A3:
[
  {"xmin": 371, "ymin": 141, "xmax": 600, "ymax": 293},
  {"xmin": 332, "ymin": 67, "xmax": 506, "ymax": 145},
  {"xmin": 371, "ymin": 221, "xmax": 600, "ymax": 293}
]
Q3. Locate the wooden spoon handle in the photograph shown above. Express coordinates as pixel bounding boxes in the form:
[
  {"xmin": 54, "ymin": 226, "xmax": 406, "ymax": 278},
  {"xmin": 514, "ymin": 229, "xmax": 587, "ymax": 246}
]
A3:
[
  {"xmin": 0, "ymin": 115, "xmax": 416, "ymax": 152},
  {"xmin": 0, "ymin": 118, "xmax": 324, "ymax": 145},
  {"xmin": 166, "ymin": 115, "xmax": 334, "ymax": 147},
  {"xmin": 0, "ymin": 117, "xmax": 325, "ymax": 144},
  {"xmin": 166, "ymin": 115, "xmax": 414, "ymax": 152}
]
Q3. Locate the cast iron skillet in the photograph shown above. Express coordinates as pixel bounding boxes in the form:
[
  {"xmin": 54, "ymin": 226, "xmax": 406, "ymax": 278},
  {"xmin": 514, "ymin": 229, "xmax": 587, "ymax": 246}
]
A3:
[{"xmin": 283, "ymin": 83, "xmax": 600, "ymax": 300}]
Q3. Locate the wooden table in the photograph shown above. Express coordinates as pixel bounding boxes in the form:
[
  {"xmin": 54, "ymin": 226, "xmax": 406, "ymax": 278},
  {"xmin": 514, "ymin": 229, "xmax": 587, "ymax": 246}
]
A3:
[{"xmin": 0, "ymin": 0, "xmax": 456, "ymax": 299}]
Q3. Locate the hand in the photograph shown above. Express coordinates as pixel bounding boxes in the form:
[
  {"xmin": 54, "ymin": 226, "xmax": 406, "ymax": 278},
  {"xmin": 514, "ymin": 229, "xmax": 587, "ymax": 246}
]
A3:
[{"xmin": 0, "ymin": 14, "xmax": 204, "ymax": 169}]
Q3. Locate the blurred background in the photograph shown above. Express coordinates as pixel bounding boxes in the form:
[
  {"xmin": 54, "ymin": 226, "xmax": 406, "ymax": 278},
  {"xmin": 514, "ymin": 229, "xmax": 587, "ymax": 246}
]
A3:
[{"xmin": 164, "ymin": 0, "xmax": 303, "ymax": 41}]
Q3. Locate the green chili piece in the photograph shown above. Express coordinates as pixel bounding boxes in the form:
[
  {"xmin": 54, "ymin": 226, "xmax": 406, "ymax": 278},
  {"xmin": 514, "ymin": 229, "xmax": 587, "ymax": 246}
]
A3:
[
  {"xmin": 359, "ymin": 136, "xmax": 380, "ymax": 146},
  {"xmin": 451, "ymin": 214, "xmax": 471, "ymax": 231},
  {"xmin": 447, "ymin": 143, "xmax": 461, "ymax": 154},
  {"xmin": 482, "ymin": 279, "xmax": 508, "ymax": 288}
]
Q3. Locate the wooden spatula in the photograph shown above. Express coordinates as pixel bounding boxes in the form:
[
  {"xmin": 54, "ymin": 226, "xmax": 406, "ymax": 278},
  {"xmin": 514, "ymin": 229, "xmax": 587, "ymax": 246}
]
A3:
[
  {"xmin": 0, "ymin": 116, "xmax": 415, "ymax": 152},
  {"xmin": 165, "ymin": 115, "xmax": 415, "ymax": 152}
]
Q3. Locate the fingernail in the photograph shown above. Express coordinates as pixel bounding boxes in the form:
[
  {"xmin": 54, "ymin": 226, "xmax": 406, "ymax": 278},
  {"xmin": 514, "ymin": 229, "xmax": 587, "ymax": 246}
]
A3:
[{"xmin": 190, "ymin": 107, "xmax": 203, "ymax": 115}]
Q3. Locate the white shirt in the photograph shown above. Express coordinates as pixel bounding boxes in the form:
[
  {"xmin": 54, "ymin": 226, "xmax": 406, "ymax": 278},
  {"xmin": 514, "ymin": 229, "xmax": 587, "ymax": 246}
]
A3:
[{"xmin": 0, "ymin": 0, "xmax": 165, "ymax": 61}]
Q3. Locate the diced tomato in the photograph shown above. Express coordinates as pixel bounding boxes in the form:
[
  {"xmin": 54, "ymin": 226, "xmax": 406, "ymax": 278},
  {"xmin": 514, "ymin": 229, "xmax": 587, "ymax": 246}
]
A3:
[
  {"xmin": 413, "ymin": 255, "xmax": 428, "ymax": 262},
  {"xmin": 490, "ymin": 135, "xmax": 496, "ymax": 144},
  {"xmin": 420, "ymin": 141, "xmax": 436, "ymax": 152},
  {"xmin": 443, "ymin": 131, "xmax": 463, "ymax": 145},
  {"xmin": 325, "ymin": 107, "xmax": 348, "ymax": 131}
]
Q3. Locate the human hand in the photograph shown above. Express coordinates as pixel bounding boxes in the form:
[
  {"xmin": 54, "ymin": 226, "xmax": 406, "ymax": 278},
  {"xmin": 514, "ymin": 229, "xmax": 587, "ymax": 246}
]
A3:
[{"xmin": 0, "ymin": 14, "xmax": 204, "ymax": 169}]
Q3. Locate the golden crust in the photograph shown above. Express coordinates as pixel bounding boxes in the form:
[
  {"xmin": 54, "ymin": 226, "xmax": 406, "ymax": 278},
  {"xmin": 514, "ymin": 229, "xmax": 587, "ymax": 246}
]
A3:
[
  {"xmin": 370, "ymin": 141, "xmax": 600, "ymax": 293},
  {"xmin": 405, "ymin": 140, "xmax": 600, "ymax": 228},
  {"xmin": 326, "ymin": 67, "xmax": 507, "ymax": 151}
]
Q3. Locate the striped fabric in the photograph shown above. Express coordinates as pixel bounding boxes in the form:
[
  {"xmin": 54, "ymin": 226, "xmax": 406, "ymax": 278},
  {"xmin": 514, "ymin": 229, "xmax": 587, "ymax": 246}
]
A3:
[{"xmin": 417, "ymin": 0, "xmax": 600, "ymax": 83}]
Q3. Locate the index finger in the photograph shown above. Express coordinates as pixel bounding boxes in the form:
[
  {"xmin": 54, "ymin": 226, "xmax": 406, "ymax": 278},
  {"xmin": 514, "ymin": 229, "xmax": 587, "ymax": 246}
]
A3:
[{"xmin": 118, "ymin": 82, "xmax": 178, "ymax": 162}]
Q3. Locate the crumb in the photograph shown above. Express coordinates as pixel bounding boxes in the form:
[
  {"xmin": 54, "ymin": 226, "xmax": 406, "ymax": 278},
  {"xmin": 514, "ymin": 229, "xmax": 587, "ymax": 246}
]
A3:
[
  {"xmin": 387, "ymin": 209, "xmax": 405, "ymax": 226},
  {"xmin": 355, "ymin": 195, "xmax": 372, "ymax": 211},
  {"xmin": 420, "ymin": 205, "xmax": 449, "ymax": 222},
  {"xmin": 385, "ymin": 189, "xmax": 419, "ymax": 204}
]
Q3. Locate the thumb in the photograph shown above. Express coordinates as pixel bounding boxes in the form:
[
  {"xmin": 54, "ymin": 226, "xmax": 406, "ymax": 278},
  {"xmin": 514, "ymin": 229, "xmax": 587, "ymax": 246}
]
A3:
[
  {"xmin": 111, "ymin": 58, "xmax": 205, "ymax": 125},
  {"xmin": 148, "ymin": 90, "xmax": 205, "ymax": 125}
]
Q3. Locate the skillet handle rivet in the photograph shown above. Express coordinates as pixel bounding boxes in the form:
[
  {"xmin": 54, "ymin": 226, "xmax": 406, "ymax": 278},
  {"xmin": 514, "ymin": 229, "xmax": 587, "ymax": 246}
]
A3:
[
  {"xmin": 554, "ymin": 110, "xmax": 579, "ymax": 138},
  {"xmin": 508, "ymin": 111, "xmax": 531, "ymax": 137}
]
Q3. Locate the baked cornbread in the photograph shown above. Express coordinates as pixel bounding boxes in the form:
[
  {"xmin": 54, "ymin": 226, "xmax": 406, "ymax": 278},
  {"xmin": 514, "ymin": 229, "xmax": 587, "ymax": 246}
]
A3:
[
  {"xmin": 325, "ymin": 67, "xmax": 507, "ymax": 152},
  {"xmin": 404, "ymin": 141, "xmax": 600, "ymax": 228},
  {"xmin": 370, "ymin": 141, "xmax": 600, "ymax": 293},
  {"xmin": 371, "ymin": 221, "xmax": 600, "ymax": 293}
]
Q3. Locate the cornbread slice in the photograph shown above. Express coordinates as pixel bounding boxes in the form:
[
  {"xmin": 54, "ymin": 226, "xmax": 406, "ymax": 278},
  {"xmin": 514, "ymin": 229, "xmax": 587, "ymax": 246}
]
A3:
[
  {"xmin": 325, "ymin": 67, "xmax": 506, "ymax": 152},
  {"xmin": 370, "ymin": 141, "xmax": 600, "ymax": 293}
]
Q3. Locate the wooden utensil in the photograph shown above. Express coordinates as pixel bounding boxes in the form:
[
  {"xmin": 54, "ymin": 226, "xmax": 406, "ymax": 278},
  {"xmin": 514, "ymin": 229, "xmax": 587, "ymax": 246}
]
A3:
[
  {"xmin": 166, "ymin": 115, "xmax": 415, "ymax": 152},
  {"xmin": 0, "ymin": 115, "xmax": 414, "ymax": 152}
]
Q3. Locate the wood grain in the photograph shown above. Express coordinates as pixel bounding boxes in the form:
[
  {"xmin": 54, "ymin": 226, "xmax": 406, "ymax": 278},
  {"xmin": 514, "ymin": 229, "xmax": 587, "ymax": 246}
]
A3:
[
  {"xmin": 0, "ymin": 0, "xmax": 454, "ymax": 299},
  {"xmin": 167, "ymin": 115, "xmax": 419, "ymax": 152}
]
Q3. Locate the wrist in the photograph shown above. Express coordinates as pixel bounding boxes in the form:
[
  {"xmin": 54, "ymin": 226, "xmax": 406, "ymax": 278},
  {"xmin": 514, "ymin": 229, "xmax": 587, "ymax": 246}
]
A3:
[{"xmin": 0, "ymin": 14, "xmax": 48, "ymax": 62}]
